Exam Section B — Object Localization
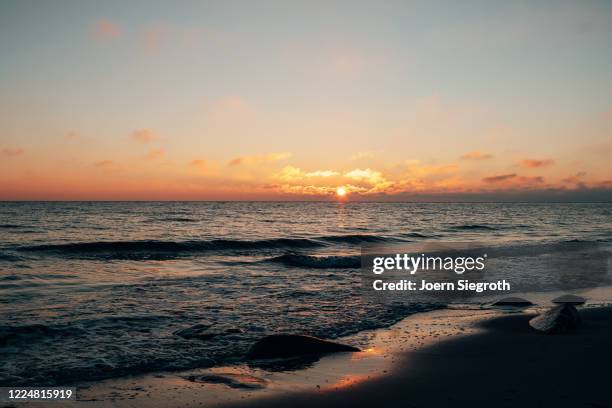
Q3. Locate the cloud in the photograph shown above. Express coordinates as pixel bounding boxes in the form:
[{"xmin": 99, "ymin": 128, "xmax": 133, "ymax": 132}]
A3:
[
  {"xmin": 144, "ymin": 149, "xmax": 165, "ymax": 160},
  {"xmin": 482, "ymin": 173, "xmax": 517, "ymax": 183},
  {"xmin": 460, "ymin": 151, "xmax": 493, "ymax": 160},
  {"xmin": 520, "ymin": 158, "xmax": 554, "ymax": 168},
  {"xmin": 190, "ymin": 159, "xmax": 206, "ymax": 170},
  {"xmin": 517, "ymin": 175, "xmax": 545, "ymax": 184},
  {"xmin": 344, "ymin": 168, "xmax": 386, "ymax": 184},
  {"xmin": 2, "ymin": 147, "xmax": 25, "ymax": 157},
  {"xmin": 92, "ymin": 19, "xmax": 121, "ymax": 40},
  {"xmin": 305, "ymin": 170, "xmax": 339, "ymax": 178},
  {"xmin": 268, "ymin": 184, "xmax": 339, "ymax": 196},
  {"xmin": 228, "ymin": 152, "xmax": 291, "ymax": 166},
  {"xmin": 276, "ymin": 166, "xmax": 304, "ymax": 181},
  {"xmin": 141, "ymin": 24, "xmax": 167, "ymax": 52},
  {"xmin": 130, "ymin": 129, "xmax": 156, "ymax": 143},
  {"xmin": 94, "ymin": 160, "xmax": 115, "ymax": 168},
  {"xmin": 276, "ymin": 166, "xmax": 339, "ymax": 182},
  {"xmin": 562, "ymin": 172, "xmax": 587, "ymax": 186}
]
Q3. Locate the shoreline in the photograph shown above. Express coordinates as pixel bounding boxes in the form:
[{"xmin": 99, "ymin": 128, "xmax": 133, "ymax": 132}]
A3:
[
  {"xmin": 10, "ymin": 288, "xmax": 611, "ymax": 408},
  {"xmin": 26, "ymin": 307, "xmax": 497, "ymax": 407},
  {"xmin": 224, "ymin": 304, "xmax": 612, "ymax": 408}
]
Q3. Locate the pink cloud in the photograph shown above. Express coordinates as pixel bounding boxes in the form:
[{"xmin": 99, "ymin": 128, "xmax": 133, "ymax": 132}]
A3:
[
  {"xmin": 520, "ymin": 158, "xmax": 554, "ymax": 168},
  {"xmin": 144, "ymin": 149, "xmax": 165, "ymax": 160},
  {"xmin": 92, "ymin": 19, "xmax": 121, "ymax": 40},
  {"xmin": 460, "ymin": 151, "xmax": 493, "ymax": 160},
  {"xmin": 2, "ymin": 147, "xmax": 25, "ymax": 157},
  {"xmin": 130, "ymin": 129, "xmax": 156, "ymax": 143},
  {"xmin": 94, "ymin": 160, "xmax": 115, "ymax": 168},
  {"xmin": 141, "ymin": 24, "xmax": 167, "ymax": 52}
]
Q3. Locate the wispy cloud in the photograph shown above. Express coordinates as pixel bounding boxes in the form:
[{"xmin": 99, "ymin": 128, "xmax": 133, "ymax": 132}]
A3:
[
  {"xmin": 92, "ymin": 19, "xmax": 121, "ymax": 41},
  {"xmin": 229, "ymin": 152, "xmax": 291, "ymax": 166},
  {"xmin": 190, "ymin": 159, "xmax": 206, "ymax": 170},
  {"xmin": 141, "ymin": 24, "xmax": 167, "ymax": 52},
  {"xmin": 460, "ymin": 151, "xmax": 493, "ymax": 160},
  {"xmin": 130, "ymin": 129, "xmax": 157, "ymax": 143},
  {"xmin": 520, "ymin": 158, "xmax": 554, "ymax": 168},
  {"xmin": 562, "ymin": 172, "xmax": 587, "ymax": 186},
  {"xmin": 482, "ymin": 173, "xmax": 517, "ymax": 183},
  {"xmin": 94, "ymin": 160, "xmax": 115, "ymax": 168},
  {"xmin": 2, "ymin": 147, "xmax": 25, "ymax": 157},
  {"xmin": 144, "ymin": 149, "xmax": 165, "ymax": 160}
]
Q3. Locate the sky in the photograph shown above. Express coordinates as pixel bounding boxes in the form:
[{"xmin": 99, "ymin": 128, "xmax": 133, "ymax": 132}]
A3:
[{"xmin": 1, "ymin": 0, "xmax": 611, "ymax": 201}]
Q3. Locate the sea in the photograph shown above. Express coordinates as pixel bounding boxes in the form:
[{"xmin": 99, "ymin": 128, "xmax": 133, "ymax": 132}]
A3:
[{"xmin": 0, "ymin": 202, "xmax": 610, "ymax": 386}]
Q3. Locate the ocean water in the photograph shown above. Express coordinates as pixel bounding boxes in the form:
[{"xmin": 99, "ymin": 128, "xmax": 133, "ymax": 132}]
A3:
[{"xmin": 0, "ymin": 202, "xmax": 611, "ymax": 386}]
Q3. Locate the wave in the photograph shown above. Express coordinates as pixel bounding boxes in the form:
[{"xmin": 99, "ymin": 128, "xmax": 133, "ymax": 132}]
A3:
[
  {"xmin": 156, "ymin": 217, "xmax": 197, "ymax": 222},
  {"xmin": 448, "ymin": 224, "xmax": 496, "ymax": 231},
  {"xmin": 0, "ymin": 253, "xmax": 25, "ymax": 262},
  {"xmin": 318, "ymin": 234, "xmax": 395, "ymax": 244},
  {"xmin": 402, "ymin": 232, "xmax": 431, "ymax": 238},
  {"xmin": 268, "ymin": 253, "xmax": 361, "ymax": 269},
  {"xmin": 16, "ymin": 235, "xmax": 397, "ymax": 260}
]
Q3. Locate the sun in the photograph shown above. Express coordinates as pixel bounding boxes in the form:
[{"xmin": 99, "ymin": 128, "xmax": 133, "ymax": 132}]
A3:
[{"xmin": 336, "ymin": 186, "xmax": 347, "ymax": 197}]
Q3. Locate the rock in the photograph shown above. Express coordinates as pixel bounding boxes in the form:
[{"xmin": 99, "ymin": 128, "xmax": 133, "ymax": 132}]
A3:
[
  {"xmin": 552, "ymin": 294, "xmax": 586, "ymax": 305},
  {"xmin": 529, "ymin": 304, "xmax": 581, "ymax": 334},
  {"xmin": 491, "ymin": 297, "xmax": 533, "ymax": 307},
  {"xmin": 247, "ymin": 334, "xmax": 360, "ymax": 359}
]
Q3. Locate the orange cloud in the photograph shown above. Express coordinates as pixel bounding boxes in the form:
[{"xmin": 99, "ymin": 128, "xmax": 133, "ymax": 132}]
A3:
[
  {"xmin": 344, "ymin": 168, "xmax": 385, "ymax": 185},
  {"xmin": 482, "ymin": 173, "xmax": 517, "ymax": 183},
  {"xmin": 306, "ymin": 170, "xmax": 339, "ymax": 177},
  {"xmin": 131, "ymin": 129, "xmax": 156, "ymax": 143},
  {"xmin": 562, "ymin": 172, "xmax": 587, "ymax": 186},
  {"xmin": 520, "ymin": 158, "xmax": 554, "ymax": 168},
  {"xmin": 144, "ymin": 149, "xmax": 165, "ymax": 160},
  {"xmin": 94, "ymin": 160, "xmax": 115, "ymax": 168},
  {"xmin": 229, "ymin": 152, "xmax": 291, "ymax": 166},
  {"xmin": 92, "ymin": 19, "xmax": 121, "ymax": 40},
  {"xmin": 190, "ymin": 159, "xmax": 206, "ymax": 170},
  {"xmin": 276, "ymin": 166, "xmax": 339, "ymax": 182},
  {"xmin": 2, "ymin": 147, "xmax": 25, "ymax": 157},
  {"xmin": 460, "ymin": 151, "xmax": 493, "ymax": 160}
]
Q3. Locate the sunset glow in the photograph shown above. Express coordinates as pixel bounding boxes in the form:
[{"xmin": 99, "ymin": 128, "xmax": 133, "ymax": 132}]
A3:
[
  {"xmin": 336, "ymin": 186, "xmax": 347, "ymax": 198},
  {"xmin": 0, "ymin": 1, "xmax": 610, "ymax": 201}
]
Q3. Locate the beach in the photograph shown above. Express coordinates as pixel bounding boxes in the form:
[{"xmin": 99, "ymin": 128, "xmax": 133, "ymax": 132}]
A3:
[
  {"xmin": 17, "ymin": 294, "xmax": 609, "ymax": 408},
  {"xmin": 224, "ymin": 305, "xmax": 612, "ymax": 408}
]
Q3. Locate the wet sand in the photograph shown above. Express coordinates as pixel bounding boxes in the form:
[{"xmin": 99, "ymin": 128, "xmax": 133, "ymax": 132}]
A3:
[
  {"xmin": 225, "ymin": 306, "xmax": 612, "ymax": 408},
  {"xmin": 35, "ymin": 308, "xmax": 489, "ymax": 407},
  {"xmin": 15, "ymin": 302, "xmax": 611, "ymax": 408}
]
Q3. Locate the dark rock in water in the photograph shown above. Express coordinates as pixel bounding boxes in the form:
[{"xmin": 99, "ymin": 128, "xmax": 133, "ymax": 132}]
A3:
[
  {"xmin": 529, "ymin": 304, "xmax": 581, "ymax": 334},
  {"xmin": 491, "ymin": 297, "xmax": 533, "ymax": 307},
  {"xmin": 173, "ymin": 323, "xmax": 244, "ymax": 341},
  {"xmin": 247, "ymin": 334, "xmax": 360, "ymax": 359},
  {"xmin": 552, "ymin": 294, "xmax": 586, "ymax": 305}
]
